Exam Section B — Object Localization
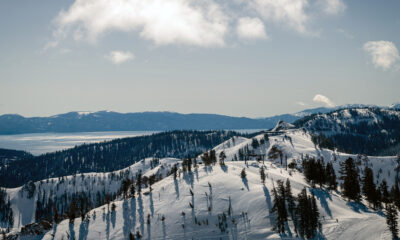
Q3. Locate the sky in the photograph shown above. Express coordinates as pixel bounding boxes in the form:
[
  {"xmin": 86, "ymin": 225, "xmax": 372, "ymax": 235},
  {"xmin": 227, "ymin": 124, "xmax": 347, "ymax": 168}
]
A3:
[{"xmin": 0, "ymin": 0, "xmax": 399, "ymax": 118}]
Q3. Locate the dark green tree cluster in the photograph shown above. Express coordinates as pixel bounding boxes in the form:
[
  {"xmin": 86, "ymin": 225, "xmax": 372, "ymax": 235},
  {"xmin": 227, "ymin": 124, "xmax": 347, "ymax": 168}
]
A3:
[
  {"xmin": 302, "ymin": 158, "xmax": 337, "ymax": 190},
  {"xmin": 251, "ymin": 138, "xmax": 260, "ymax": 149},
  {"xmin": 202, "ymin": 150, "xmax": 217, "ymax": 166},
  {"xmin": 268, "ymin": 146, "xmax": 283, "ymax": 166},
  {"xmin": 340, "ymin": 158, "xmax": 361, "ymax": 201},
  {"xmin": 362, "ymin": 166, "xmax": 381, "ymax": 209},
  {"xmin": 271, "ymin": 180, "xmax": 288, "ymax": 234},
  {"xmin": 238, "ymin": 145, "xmax": 250, "ymax": 161},
  {"xmin": 182, "ymin": 158, "xmax": 193, "ymax": 172},
  {"xmin": 311, "ymin": 133, "xmax": 335, "ymax": 150},
  {"xmin": 270, "ymin": 179, "xmax": 320, "ymax": 238},
  {"xmin": 0, "ymin": 188, "xmax": 13, "ymax": 228},
  {"xmin": 386, "ymin": 203, "xmax": 399, "ymax": 240},
  {"xmin": 296, "ymin": 188, "xmax": 320, "ymax": 239}
]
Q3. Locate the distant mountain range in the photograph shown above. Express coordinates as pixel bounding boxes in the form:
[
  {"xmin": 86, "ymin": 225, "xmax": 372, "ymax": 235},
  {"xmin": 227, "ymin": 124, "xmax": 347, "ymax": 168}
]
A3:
[
  {"xmin": 0, "ymin": 108, "xmax": 329, "ymax": 135},
  {"xmin": 0, "ymin": 104, "xmax": 397, "ymax": 135}
]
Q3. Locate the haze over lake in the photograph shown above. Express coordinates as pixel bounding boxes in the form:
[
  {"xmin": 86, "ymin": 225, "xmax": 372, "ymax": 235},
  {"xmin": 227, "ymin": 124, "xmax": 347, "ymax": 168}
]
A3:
[
  {"xmin": 0, "ymin": 131, "xmax": 157, "ymax": 155},
  {"xmin": 0, "ymin": 129, "xmax": 263, "ymax": 155}
]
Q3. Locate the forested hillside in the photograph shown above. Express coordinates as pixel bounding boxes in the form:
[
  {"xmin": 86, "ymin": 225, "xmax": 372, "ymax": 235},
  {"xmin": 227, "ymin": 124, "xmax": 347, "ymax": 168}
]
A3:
[
  {"xmin": 295, "ymin": 107, "xmax": 400, "ymax": 155},
  {"xmin": 0, "ymin": 148, "xmax": 32, "ymax": 166},
  {"xmin": 0, "ymin": 130, "xmax": 243, "ymax": 188}
]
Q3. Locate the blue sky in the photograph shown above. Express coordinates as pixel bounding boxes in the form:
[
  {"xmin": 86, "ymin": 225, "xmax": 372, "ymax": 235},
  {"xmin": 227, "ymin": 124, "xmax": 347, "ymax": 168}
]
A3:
[{"xmin": 0, "ymin": 0, "xmax": 399, "ymax": 117}]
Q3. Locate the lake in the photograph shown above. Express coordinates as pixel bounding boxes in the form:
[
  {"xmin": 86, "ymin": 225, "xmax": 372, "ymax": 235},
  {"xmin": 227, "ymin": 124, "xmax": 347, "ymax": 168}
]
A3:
[{"xmin": 0, "ymin": 129, "xmax": 264, "ymax": 155}]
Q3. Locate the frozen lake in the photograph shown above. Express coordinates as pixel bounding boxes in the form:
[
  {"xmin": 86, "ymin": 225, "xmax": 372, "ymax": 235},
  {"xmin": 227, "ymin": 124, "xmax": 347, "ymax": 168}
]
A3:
[
  {"xmin": 0, "ymin": 129, "xmax": 263, "ymax": 155},
  {"xmin": 0, "ymin": 131, "xmax": 157, "ymax": 155}
]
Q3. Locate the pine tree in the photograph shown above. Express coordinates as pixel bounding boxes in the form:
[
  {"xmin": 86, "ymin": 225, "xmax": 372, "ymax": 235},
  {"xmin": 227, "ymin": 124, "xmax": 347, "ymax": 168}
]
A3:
[
  {"xmin": 172, "ymin": 164, "xmax": 178, "ymax": 180},
  {"xmin": 54, "ymin": 206, "xmax": 60, "ymax": 223},
  {"xmin": 187, "ymin": 157, "xmax": 192, "ymax": 172},
  {"xmin": 241, "ymin": 168, "xmax": 246, "ymax": 179},
  {"xmin": 315, "ymin": 159, "xmax": 326, "ymax": 187},
  {"xmin": 362, "ymin": 166, "xmax": 379, "ymax": 208},
  {"xmin": 340, "ymin": 158, "xmax": 361, "ymax": 201},
  {"xmin": 271, "ymin": 182, "xmax": 287, "ymax": 234},
  {"xmin": 310, "ymin": 193, "xmax": 320, "ymax": 235},
  {"xmin": 121, "ymin": 178, "xmax": 132, "ymax": 199},
  {"xmin": 149, "ymin": 174, "xmax": 156, "ymax": 191},
  {"xmin": 380, "ymin": 180, "xmax": 390, "ymax": 206},
  {"xmin": 296, "ymin": 188, "xmax": 320, "ymax": 239},
  {"xmin": 137, "ymin": 172, "xmax": 142, "ymax": 195},
  {"xmin": 326, "ymin": 162, "xmax": 337, "ymax": 190},
  {"xmin": 296, "ymin": 188, "xmax": 308, "ymax": 238},
  {"xmin": 129, "ymin": 232, "xmax": 136, "ymax": 240},
  {"xmin": 68, "ymin": 199, "xmax": 77, "ymax": 223},
  {"xmin": 391, "ymin": 181, "xmax": 400, "ymax": 208},
  {"xmin": 285, "ymin": 179, "xmax": 296, "ymax": 221},
  {"xmin": 210, "ymin": 150, "xmax": 217, "ymax": 165},
  {"xmin": 386, "ymin": 203, "xmax": 399, "ymax": 240},
  {"xmin": 219, "ymin": 151, "xmax": 226, "ymax": 166},
  {"xmin": 260, "ymin": 167, "xmax": 266, "ymax": 184},
  {"xmin": 130, "ymin": 184, "xmax": 136, "ymax": 198},
  {"xmin": 251, "ymin": 138, "xmax": 260, "ymax": 149}
]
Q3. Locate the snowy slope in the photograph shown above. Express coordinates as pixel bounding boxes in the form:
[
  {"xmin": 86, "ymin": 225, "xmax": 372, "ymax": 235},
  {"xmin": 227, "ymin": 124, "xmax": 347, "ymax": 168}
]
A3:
[
  {"xmin": 41, "ymin": 161, "xmax": 391, "ymax": 240},
  {"xmin": 299, "ymin": 107, "xmax": 400, "ymax": 135},
  {"xmin": 5, "ymin": 157, "xmax": 180, "ymax": 230},
  {"xmin": 211, "ymin": 130, "xmax": 399, "ymax": 188},
  {"xmin": 3, "ymin": 130, "xmax": 399, "ymax": 239}
]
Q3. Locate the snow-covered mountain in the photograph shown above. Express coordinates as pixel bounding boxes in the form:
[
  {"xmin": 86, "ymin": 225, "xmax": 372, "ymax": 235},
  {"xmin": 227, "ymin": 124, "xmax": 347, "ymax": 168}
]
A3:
[
  {"xmin": 2, "ymin": 129, "xmax": 399, "ymax": 239},
  {"xmin": 294, "ymin": 107, "xmax": 400, "ymax": 155}
]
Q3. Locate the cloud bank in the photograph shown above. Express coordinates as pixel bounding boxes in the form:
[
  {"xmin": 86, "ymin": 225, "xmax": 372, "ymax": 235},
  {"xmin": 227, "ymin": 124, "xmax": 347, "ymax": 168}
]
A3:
[
  {"xmin": 319, "ymin": 0, "xmax": 346, "ymax": 15},
  {"xmin": 51, "ymin": 0, "xmax": 346, "ymax": 48},
  {"xmin": 236, "ymin": 17, "xmax": 267, "ymax": 40},
  {"xmin": 313, "ymin": 94, "xmax": 335, "ymax": 107},
  {"xmin": 363, "ymin": 41, "xmax": 399, "ymax": 70},
  {"xmin": 106, "ymin": 51, "xmax": 134, "ymax": 64}
]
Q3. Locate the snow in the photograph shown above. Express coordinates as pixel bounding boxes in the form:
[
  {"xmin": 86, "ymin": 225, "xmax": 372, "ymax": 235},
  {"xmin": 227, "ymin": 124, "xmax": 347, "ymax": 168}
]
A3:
[
  {"xmin": 3, "ymin": 129, "xmax": 399, "ymax": 239},
  {"xmin": 271, "ymin": 120, "xmax": 295, "ymax": 132},
  {"xmin": 39, "ymin": 161, "xmax": 391, "ymax": 240},
  {"xmin": 5, "ymin": 157, "xmax": 180, "ymax": 229}
]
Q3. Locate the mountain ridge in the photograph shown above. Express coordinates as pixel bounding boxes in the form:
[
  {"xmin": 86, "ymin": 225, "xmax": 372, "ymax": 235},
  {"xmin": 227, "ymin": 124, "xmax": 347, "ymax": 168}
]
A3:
[{"xmin": 0, "ymin": 107, "xmax": 340, "ymax": 135}]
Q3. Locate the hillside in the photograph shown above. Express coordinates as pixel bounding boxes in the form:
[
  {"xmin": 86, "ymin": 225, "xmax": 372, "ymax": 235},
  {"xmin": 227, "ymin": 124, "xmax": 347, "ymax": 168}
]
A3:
[
  {"xmin": 38, "ymin": 162, "xmax": 390, "ymax": 240},
  {"xmin": 2, "ymin": 130, "xmax": 399, "ymax": 239},
  {"xmin": 0, "ymin": 148, "xmax": 32, "ymax": 166},
  {"xmin": 0, "ymin": 130, "xmax": 243, "ymax": 188},
  {"xmin": 295, "ymin": 107, "xmax": 400, "ymax": 155}
]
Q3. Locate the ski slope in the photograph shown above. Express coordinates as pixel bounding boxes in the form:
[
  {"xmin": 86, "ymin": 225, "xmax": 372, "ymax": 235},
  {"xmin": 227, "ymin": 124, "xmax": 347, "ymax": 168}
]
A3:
[{"xmin": 41, "ymin": 161, "xmax": 391, "ymax": 240}]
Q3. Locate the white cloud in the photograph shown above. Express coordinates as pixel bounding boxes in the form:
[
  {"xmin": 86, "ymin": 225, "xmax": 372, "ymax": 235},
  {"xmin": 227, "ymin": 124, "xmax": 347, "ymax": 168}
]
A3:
[
  {"xmin": 43, "ymin": 40, "xmax": 59, "ymax": 50},
  {"xmin": 363, "ymin": 41, "xmax": 400, "ymax": 70},
  {"xmin": 250, "ymin": 0, "xmax": 310, "ymax": 34},
  {"xmin": 236, "ymin": 17, "xmax": 267, "ymax": 40},
  {"xmin": 313, "ymin": 94, "xmax": 334, "ymax": 107},
  {"xmin": 318, "ymin": 0, "xmax": 346, "ymax": 15},
  {"xmin": 296, "ymin": 101, "xmax": 307, "ymax": 107},
  {"xmin": 55, "ymin": 0, "xmax": 228, "ymax": 47},
  {"xmin": 51, "ymin": 0, "xmax": 346, "ymax": 48},
  {"xmin": 106, "ymin": 51, "xmax": 134, "ymax": 64},
  {"xmin": 336, "ymin": 28, "xmax": 354, "ymax": 39}
]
